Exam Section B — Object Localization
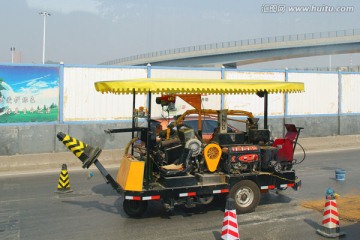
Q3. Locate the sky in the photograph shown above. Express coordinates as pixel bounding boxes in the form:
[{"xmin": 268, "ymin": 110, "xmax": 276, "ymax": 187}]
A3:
[{"xmin": 1, "ymin": 0, "xmax": 360, "ymax": 69}]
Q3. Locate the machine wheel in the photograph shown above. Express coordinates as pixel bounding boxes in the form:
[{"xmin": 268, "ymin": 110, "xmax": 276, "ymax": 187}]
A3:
[
  {"xmin": 198, "ymin": 195, "xmax": 214, "ymax": 205},
  {"xmin": 123, "ymin": 200, "xmax": 148, "ymax": 218},
  {"xmin": 229, "ymin": 180, "xmax": 260, "ymax": 214}
]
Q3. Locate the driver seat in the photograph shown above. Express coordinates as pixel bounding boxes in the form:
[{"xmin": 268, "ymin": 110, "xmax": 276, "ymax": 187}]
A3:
[{"xmin": 160, "ymin": 148, "xmax": 193, "ymax": 177}]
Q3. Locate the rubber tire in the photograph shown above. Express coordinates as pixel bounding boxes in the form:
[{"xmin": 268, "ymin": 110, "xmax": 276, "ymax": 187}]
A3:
[
  {"xmin": 198, "ymin": 195, "xmax": 214, "ymax": 205},
  {"xmin": 123, "ymin": 200, "xmax": 148, "ymax": 218},
  {"xmin": 229, "ymin": 180, "xmax": 260, "ymax": 214}
]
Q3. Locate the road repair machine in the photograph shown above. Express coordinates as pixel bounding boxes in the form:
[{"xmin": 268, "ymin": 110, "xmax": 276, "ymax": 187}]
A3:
[{"xmin": 57, "ymin": 78, "xmax": 305, "ymax": 218}]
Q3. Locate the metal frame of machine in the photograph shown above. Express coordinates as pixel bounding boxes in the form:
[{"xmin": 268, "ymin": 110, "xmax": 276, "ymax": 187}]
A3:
[{"xmin": 57, "ymin": 78, "xmax": 305, "ymax": 218}]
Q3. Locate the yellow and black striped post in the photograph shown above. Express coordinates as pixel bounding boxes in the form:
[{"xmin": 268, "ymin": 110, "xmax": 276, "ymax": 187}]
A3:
[
  {"xmin": 55, "ymin": 164, "xmax": 73, "ymax": 193},
  {"xmin": 57, "ymin": 132, "xmax": 102, "ymax": 169}
]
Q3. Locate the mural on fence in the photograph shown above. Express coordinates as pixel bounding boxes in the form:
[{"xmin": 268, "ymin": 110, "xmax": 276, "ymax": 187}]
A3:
[{"xmin": 0, "ymin": 65, "xmax": 59, "ymax": 123}]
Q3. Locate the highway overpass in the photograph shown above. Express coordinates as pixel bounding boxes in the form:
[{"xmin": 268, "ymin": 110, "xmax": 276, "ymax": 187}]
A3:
[{"xmin": 100, "ymin": 29, "xmax": 360, "ymax": 68}]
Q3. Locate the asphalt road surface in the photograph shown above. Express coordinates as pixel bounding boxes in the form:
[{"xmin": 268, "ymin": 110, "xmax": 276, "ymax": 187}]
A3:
[{"xmin": 1, "ymin": 148, "xmax": 360, "ymax": 240}]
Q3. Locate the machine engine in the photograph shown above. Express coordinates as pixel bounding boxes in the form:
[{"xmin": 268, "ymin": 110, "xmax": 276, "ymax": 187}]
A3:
[
  {"xmin": 260, "ymin": 146, "xmax": 280, "ymax": 172},
  {"xmin": 222, "ymin": 145, "xmax": 260, "ymax": 173},
  {"xmin": 149, "ymin": 126, "xmax": 202, "ymax": 175}
]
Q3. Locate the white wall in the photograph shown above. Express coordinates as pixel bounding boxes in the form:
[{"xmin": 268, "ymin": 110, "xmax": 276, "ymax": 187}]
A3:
[
  {"xmin": 150, "ymin": 68, "xmax": 222, "ymax": 118},
  {"xmin": 62, "ymin": 66, "xmax": 360, "ymax": 121},
  {"xmin": 63, "ymin": 67, "xmax": 147, "ymax": 121},
  {"xmin": 341, "ymin": 74, "xmax": 360, "ymax": 113},
  {"xmin": 287, "ymin": 72, "xmax": 338, "ymax": 115},
  {"xmin": 224, "ymin": 71, "xmax": 285, "ymax": 116}
]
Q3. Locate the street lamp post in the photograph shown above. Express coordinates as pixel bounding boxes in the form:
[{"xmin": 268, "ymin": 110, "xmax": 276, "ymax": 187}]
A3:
[
  {"xmin": 10, "ymin": 47, "xmax": 15, "ymax": 63},
  {"xmin": 39, "ymin": 11, "xmax": 51, "ymax": 64}
]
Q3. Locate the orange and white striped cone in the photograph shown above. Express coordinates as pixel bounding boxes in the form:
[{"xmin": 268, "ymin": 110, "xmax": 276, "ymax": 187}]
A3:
[
  {"xmin": 221, "ymin": 198, "xmax": 240, "ymax": 240},
  {"xmin": 316, "ymin": 188, "xmax": 346, "ymax": 238}
]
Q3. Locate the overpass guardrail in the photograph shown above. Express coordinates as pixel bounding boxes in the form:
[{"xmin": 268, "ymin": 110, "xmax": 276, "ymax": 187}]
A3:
[{"xmin": 101, "ymin": 28, "xmax": 360, "ymax": 65}]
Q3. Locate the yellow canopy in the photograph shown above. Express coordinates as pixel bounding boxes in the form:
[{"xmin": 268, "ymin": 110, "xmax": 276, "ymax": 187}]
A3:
[{"xmin": 95, "ymin": 78, "xmax": 304, "ymax": 95}]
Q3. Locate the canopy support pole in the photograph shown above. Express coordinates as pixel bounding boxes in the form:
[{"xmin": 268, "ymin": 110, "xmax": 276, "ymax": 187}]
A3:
[
  {"xmin": 131, "ymin": 89, "xmax": 136, "ymax": 155},
  {"xmin": 264, "ymin": 91, "xmax": 268, "ymax": 129},
  {"xmin": 146, "ymin": 91, "xmax": 152, "ymax": 190}
]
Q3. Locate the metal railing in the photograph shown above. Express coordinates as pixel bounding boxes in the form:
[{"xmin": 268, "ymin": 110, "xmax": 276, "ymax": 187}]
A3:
[{"xmin": 100, "ymin": 29, "xmax": 360, "ymax": 65}]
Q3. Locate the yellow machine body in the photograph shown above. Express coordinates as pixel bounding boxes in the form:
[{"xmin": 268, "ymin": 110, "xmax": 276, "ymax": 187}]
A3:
[
  {"xmin": 203, "ymin": 143, "xmax": 222, "ymax": 172},
  {"xmin": 116, "ymin": 155, "xmax": 145, "ymax": 191}
]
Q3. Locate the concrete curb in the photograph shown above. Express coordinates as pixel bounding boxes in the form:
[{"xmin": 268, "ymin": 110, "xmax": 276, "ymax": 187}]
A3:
[
  {"xmin": 295, "ymin": 134, "xmax": 360, "ymax": 151},
  {"xmin": 0, "ymin": 149, "xmax": 124, "ymax": 175}
]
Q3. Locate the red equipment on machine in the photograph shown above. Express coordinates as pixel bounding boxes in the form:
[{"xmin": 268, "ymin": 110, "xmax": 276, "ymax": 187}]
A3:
[
  {"xmin": 273, "ymin": 124, "xmax": 303, "ymax": 161},
  {"xmin": 155, "ymin": 95, "xmax": 176, "ymax": 107}
]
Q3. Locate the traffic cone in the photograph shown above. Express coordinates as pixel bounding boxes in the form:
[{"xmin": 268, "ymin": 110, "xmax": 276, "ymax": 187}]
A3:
[
  {"xmin": 221, "ymin": 198, "xmax": 240, "ymax": 240},
  {"xmin": 316, "ymin": 188, "xmax": 346, "ymax": 238},
  {"xmin": 57, "ymin": 132, "xmax": 102, "ymax": 169},
  {"xmin": 55, "ymin": 164, "xmax": 73, "ymax": 194}
]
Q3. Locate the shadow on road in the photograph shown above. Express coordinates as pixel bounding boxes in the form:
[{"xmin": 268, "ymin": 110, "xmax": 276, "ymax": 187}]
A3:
[
  {"xmin": 60, "ymin": 198, "xmax": 122, "ymax": 215},
  {"xmin": 212, "ymin": 231, "xmax": 222, "ymax": 240},
  {"xmin": 124, "ymin": 196, "xmax": 227, "ymax": 219},
  {"xmin": 304, "ymin": 218, "xmax": 321, "ymax": 230},
  {"xmin": 259, "ymin": 191, "xmax": 293, "ymax": 205},
  {"xmin": 304, "ymin": 218, "xmax": 360, "ymax": 239},
  {"xmin": 91, "ymin": 183, "xmax": 119, "ymax": 196}
]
